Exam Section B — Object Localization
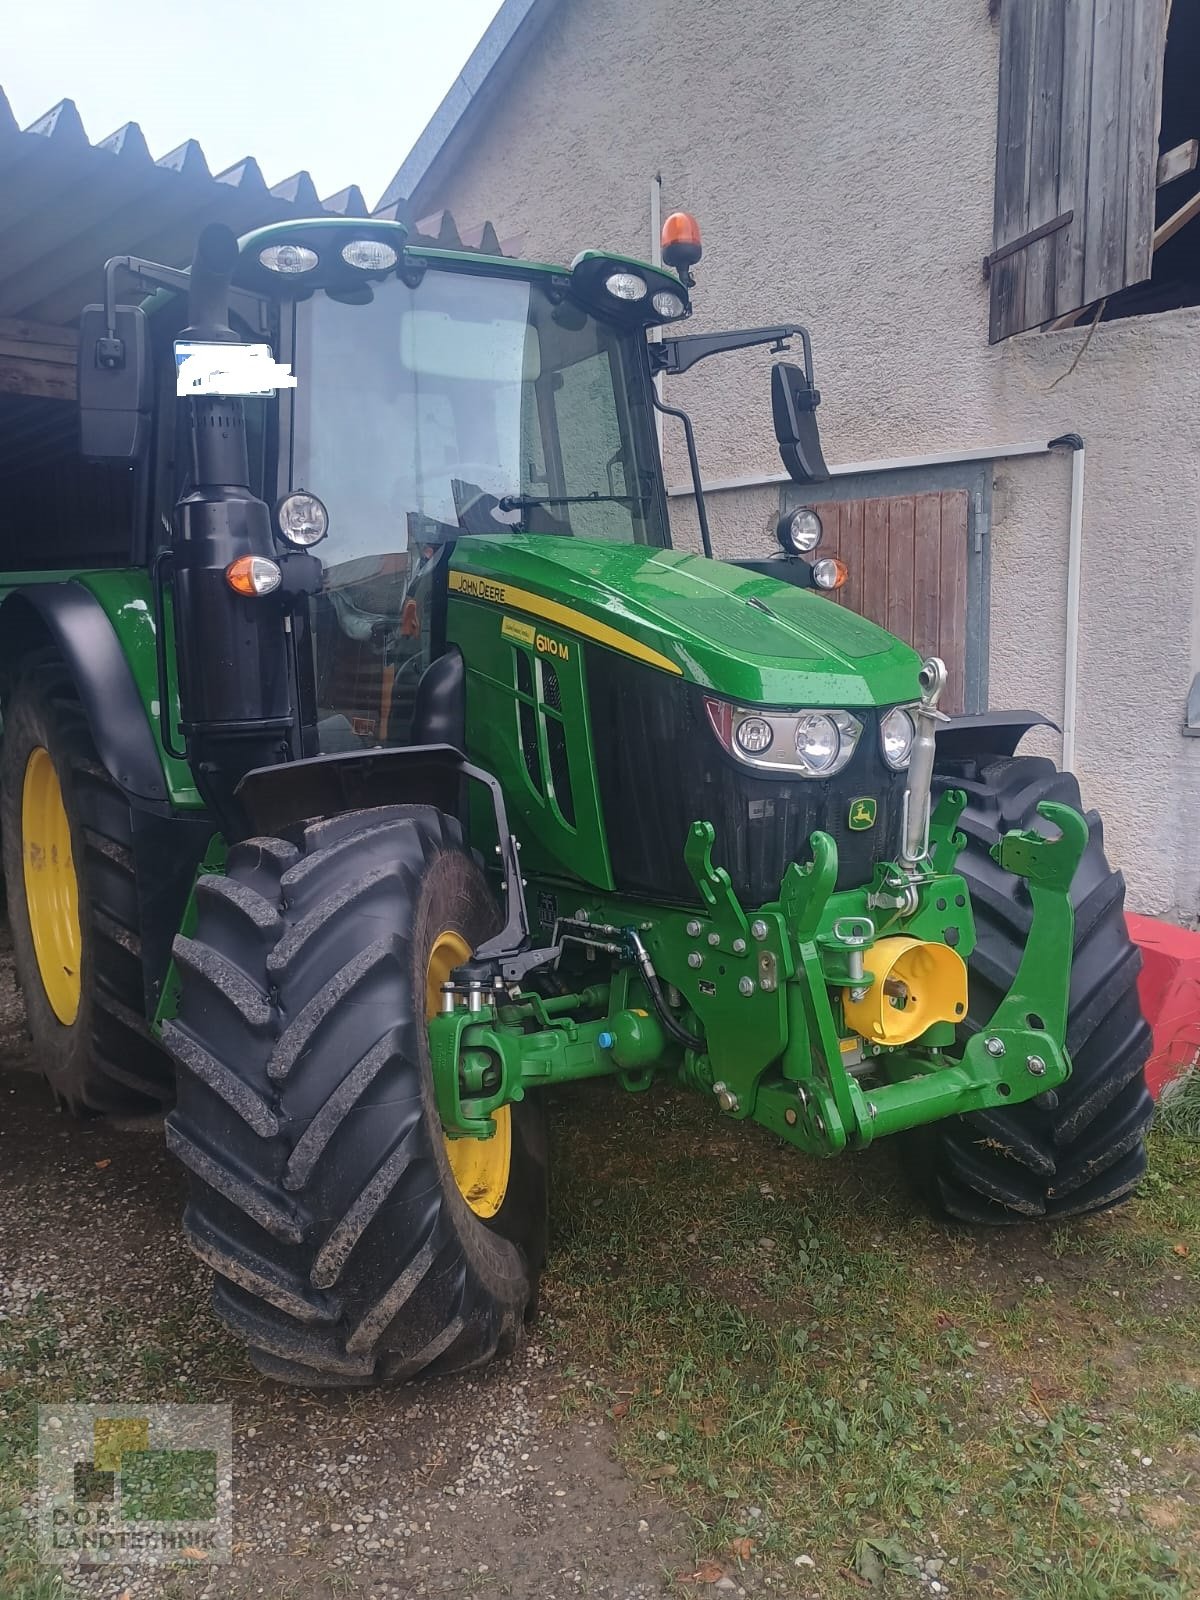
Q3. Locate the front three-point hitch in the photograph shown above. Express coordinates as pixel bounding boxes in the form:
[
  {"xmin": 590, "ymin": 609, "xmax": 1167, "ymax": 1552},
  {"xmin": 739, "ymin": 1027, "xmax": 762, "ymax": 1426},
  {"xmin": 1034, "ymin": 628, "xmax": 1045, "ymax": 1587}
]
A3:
[{"xmin": 428, "ymin": 788, "xmax": 1089, "ymax": 1161}]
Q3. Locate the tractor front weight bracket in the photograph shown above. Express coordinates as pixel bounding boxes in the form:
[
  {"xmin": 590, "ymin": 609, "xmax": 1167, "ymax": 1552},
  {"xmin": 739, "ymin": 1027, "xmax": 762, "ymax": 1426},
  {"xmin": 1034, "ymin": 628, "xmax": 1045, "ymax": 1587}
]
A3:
[{"xmin": 430, "ymin": 800, "xmax": 1087, "ymax": 1158}]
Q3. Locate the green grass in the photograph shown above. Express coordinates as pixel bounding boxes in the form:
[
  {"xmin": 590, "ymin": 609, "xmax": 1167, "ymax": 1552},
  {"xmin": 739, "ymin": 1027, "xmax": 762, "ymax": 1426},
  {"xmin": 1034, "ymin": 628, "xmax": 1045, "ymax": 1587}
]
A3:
[
  {"xmin": 1157, "ymin": 1071, "xmax": 1200, "ymax": 1141},
  {"xmin": 541, "ymin": 1084, "xmax": 1200, "ymax": 1598}
]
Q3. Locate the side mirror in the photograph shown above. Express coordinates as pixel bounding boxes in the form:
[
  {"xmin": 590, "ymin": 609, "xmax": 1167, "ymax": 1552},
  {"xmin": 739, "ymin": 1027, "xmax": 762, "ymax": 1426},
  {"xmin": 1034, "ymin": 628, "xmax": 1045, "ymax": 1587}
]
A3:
[
  {"xmin": 772, "ymin": 360, "xmax": 829, "ymax": 485},
  {"xmin": 78, "ymin": 304, "xmax": 152, "ymax": 461}
]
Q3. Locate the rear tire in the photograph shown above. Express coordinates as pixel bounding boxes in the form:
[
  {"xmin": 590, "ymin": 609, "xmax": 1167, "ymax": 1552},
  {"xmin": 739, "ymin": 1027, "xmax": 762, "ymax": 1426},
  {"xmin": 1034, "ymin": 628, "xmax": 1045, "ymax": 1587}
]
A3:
[
  {"xmin": 0, "ymin": 649, "xmax": 172, "ymax": 1114},
  {"xmin": 163, "ymin": 804, "xmax": 547, "ymax": 1386},
  {"xmin": 917, "ymin": 754, "xmax": 1153, "ymax": 1223}
]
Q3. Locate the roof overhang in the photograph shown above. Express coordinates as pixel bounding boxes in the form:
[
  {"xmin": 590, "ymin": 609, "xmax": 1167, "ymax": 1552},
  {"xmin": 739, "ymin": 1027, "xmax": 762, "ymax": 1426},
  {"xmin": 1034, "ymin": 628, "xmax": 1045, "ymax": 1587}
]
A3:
[{"xmin": 377, "ymin": 0, "xmax": 559, "ymax": 216}]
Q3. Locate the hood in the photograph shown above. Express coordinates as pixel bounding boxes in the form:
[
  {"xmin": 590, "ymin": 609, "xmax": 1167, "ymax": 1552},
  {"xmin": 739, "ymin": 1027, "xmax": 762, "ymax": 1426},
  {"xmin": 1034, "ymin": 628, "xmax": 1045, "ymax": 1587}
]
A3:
[{"xmin": 449, "ymin": 535, "xmax": 923, "ymax": 707}]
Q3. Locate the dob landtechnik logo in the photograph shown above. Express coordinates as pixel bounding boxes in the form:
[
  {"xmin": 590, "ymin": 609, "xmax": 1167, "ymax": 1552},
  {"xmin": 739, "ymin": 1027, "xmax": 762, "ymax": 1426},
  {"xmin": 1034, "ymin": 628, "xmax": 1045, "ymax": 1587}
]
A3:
[{"xmin": 38, "ymin": 1404, "xmax": 232, "ymax": 1566}]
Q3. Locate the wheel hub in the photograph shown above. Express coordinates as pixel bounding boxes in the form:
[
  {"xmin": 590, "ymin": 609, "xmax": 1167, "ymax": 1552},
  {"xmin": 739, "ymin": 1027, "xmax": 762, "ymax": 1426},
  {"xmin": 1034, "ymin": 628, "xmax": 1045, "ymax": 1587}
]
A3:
[{"xmin": 426, "ymin": 928, "xmax": 511, "ymax": 1218}]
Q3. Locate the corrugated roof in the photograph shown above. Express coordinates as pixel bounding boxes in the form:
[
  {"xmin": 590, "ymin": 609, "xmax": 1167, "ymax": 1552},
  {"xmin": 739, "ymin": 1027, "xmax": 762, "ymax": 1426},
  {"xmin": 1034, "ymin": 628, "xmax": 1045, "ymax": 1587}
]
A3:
[{"xmin": 0, "ymin": 87, "xmax": 371, "ymax": 327}]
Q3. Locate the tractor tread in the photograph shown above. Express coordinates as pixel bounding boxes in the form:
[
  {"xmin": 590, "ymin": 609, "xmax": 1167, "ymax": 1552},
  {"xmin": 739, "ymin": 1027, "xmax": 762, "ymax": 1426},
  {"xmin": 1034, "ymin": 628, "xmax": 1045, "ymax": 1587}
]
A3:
[
  {"xmin": 162, "ymin": 1022, "xmax": 279, "ymax": 1138},
  {"xmin": 164, "ymin": 1122, "xmax": 305, "ymax": 1243},
  {"xmin": 164, "ymin": 806, "xmax": 543, "ymax": 1386},
  {"xmin": 171, "ymin": 935, "xmax": 272, "ymax": 1030},
  {"xmin": 0, "ymin": 648, "xmax": 173, "ymax": 1114},
  {"xmin": 921, "ymin": 754, "xmax": 1153, "ymax": 1224}
]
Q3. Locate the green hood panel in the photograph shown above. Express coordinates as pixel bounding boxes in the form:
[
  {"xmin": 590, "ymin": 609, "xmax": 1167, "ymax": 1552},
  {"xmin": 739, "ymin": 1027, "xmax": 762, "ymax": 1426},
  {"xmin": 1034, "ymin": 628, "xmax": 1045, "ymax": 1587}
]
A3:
[{"xmin": 450, "ymin": 537, "xmax": 922, "ymax": 706}]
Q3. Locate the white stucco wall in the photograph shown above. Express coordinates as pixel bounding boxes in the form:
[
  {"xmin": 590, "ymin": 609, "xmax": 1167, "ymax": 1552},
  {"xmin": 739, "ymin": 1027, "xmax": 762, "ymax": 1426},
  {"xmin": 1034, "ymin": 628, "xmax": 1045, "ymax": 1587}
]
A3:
[{"xmin": 414, "ymin": 0, "xmax": 1200, "ymax": 920}]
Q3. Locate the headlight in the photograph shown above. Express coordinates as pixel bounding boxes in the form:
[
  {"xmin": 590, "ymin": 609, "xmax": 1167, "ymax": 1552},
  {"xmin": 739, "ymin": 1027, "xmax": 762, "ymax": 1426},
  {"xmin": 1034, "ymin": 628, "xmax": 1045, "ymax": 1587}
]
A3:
[
  {"xmin": 651, "ymin": 289, "xmax": 687, "ymax": 319},
  {"xmin": 340, "ymin": 239, "xmax": 399, "ymax": 271},
  {"xmin": 734, "ymin": 715, "xmax": 773, "ymax": 755},
  {"xmin": 704, "ymin": 699, "xmax": 862, "ymax": 777},
  {"xmin": 259, "ymin": 243, "xmax": 318, "ymax": 274},
  {"xmin": 605, "ymin": 271, "xmax": 647, "ymax": 301},
  {"xmin": 778, "ymin": 507, "xmax": 822, "ymax": 555},
  {"xmin": 811, "ymin": 557, "xmax": 847, "ymax": 591},
  {"xmin": 880, "ymin": 706, "xmax": 916, "ymax": 770},
  {"xmin": 276, "ymin": 490, "xmax": 329, "ymax": 547},
  {"xmin": 795, "ymin": 713, "xmax": 839, "ymax": 772}
]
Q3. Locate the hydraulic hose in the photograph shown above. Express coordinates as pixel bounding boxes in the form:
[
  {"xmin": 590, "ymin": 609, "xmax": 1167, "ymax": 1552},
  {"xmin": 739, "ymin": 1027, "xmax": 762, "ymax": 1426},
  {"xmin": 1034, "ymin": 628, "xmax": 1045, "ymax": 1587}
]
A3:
[{"xmin": 628, "ymin": 931, "xmax": 706, "ymax": 1054}]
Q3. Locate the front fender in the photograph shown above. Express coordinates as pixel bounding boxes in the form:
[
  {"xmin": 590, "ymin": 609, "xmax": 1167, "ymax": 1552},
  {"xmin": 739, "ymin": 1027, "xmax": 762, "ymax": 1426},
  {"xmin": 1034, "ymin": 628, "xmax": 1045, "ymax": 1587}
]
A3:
[
  {"xmin": 0, "ymin": 580, "xmax": 187, "ymax": 807},
  {"xmin": 935, "ymin": 709, "xmax": 1059, "ymax": 763}
]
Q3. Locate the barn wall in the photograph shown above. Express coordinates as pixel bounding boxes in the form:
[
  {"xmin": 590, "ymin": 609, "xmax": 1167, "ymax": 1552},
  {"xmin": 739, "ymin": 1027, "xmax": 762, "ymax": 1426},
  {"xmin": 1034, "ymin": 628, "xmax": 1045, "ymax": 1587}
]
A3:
[{"xmin": 413, "ymin": 0, "xmax": 1200, "ymax": 919}]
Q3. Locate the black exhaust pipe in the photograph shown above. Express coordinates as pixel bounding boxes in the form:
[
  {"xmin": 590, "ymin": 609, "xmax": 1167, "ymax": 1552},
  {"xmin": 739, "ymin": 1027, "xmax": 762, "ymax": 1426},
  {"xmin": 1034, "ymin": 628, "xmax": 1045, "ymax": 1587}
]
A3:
[{"xmin": 172, "ymin": 224, "xmax": 293, "ymax": 836}]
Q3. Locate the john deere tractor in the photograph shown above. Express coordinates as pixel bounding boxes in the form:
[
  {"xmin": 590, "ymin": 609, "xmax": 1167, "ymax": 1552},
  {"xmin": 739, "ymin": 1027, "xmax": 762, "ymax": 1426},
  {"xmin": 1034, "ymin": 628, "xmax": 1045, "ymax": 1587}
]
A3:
[{"xmin": 0, "ymin": 211, "xmax": 1151, "ymax": 1385}]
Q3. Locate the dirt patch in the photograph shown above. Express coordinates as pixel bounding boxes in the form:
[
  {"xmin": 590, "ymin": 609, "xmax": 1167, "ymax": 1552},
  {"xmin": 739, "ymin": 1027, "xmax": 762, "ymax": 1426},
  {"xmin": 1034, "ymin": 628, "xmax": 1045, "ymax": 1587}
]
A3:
[{"xmin": 0, "ymin": 1030, "xmax": 693, "ymax": 1598}]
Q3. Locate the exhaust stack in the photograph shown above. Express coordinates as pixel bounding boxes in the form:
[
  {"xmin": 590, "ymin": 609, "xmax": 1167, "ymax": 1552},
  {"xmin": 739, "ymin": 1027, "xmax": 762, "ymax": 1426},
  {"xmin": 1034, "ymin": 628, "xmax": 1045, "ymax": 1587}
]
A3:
[{"xmin": 172, "ymin": 225, "xmax": 293, "ymax": 835}]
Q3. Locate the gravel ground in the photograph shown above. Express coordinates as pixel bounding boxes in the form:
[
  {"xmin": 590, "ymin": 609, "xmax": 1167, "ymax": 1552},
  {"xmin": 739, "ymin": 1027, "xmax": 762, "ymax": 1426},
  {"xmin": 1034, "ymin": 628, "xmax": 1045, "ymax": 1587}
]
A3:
[{"xmin": 0, "ymin": 936, "xmax": 699, "ymax": 1600}]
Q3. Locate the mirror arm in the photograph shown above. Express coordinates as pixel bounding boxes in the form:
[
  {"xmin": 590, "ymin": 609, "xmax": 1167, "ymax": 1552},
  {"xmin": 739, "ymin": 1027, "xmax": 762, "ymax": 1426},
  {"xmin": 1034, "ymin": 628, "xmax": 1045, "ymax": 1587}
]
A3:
[
  {"xmin": 96, "ymin": 254, "xmax": 268, "ymax": 369},
  {"xmin": 652, "ymin": 323, "xmax": 816, "ymax": 383},
  {"xmin": 651, "ymin": 386, "xmax": 713, "ymax": 560}
]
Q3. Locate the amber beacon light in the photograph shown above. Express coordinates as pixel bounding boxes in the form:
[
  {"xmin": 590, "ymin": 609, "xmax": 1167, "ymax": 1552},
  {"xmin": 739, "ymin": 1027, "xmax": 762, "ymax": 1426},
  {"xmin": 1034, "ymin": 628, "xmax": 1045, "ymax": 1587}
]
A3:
[{"xmin": 661, "ymin": 212, "xmax": 702, "ymax": 281}]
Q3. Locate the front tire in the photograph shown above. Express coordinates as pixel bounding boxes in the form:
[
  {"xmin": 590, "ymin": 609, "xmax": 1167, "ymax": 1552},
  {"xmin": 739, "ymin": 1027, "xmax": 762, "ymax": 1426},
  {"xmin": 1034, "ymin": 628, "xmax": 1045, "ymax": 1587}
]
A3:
[
  {"xmin": 163, "ymin": 805, "xmax": 546, "ymax": 1386},
  {"xmin": 0, "ymin": 649, "xmax": 172, "ymax": 1114},
  {"xmin": 919, "ymin": 754, "xmax": 1153, "ymax": 1223}
]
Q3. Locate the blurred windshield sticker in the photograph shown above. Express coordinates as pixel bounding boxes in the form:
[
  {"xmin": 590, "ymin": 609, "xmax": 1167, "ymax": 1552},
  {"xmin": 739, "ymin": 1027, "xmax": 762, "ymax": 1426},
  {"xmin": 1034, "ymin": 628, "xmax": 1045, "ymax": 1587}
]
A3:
[{"xmin": 175, "ymin": 341, "xmax": 296, "ymax": 396}]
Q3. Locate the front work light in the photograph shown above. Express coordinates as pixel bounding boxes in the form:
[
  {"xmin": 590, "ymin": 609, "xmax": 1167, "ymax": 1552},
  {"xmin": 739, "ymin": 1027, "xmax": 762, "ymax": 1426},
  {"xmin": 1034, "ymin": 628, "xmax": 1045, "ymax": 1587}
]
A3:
[
  {"xmin": 259, "ymin": 243, "xmax": 318, "ymax": 274},
  {"xmin": 605, "ymin": 271, "xmax": 647, "ymax": 301},
  {"xmin": 341, "ymin": 239, "xmax": 399, "ymax": 271},
  {"xmin": 651, "ymin": 289, "xmax": 687, "ymax": 319},
  {"xmin": 277, "ymin": 490, "xmax": 329, "ymax": 547},
  {"xmin": 226, "ymin": 555, "xmax": 282, "ymax": 597},
  {"xmin": 778, "ymin": 507, "xmax": 822, "ymax": 554}
]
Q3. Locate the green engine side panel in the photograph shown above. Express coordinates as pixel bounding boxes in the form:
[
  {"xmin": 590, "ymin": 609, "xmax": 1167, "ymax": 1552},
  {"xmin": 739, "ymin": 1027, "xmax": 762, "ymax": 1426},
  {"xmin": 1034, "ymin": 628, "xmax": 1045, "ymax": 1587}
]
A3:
[
  {"xmin": 0, "ymin": 568, "xmax": 202, "ymax": 810},
  {"xmin": 449, "ymin": 579, "xmax": 613, "ymax": 890}
]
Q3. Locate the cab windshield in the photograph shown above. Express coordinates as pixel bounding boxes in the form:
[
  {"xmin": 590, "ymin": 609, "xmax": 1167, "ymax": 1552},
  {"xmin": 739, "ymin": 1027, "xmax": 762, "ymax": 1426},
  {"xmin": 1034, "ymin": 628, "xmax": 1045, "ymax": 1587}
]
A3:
[
  {"xmin": 288, "ymin": 266, "xmax": 666, "ymax": 750},
  {"xmin": 291, "ymin": 266, "xmax": 666, "ymax": 553}
]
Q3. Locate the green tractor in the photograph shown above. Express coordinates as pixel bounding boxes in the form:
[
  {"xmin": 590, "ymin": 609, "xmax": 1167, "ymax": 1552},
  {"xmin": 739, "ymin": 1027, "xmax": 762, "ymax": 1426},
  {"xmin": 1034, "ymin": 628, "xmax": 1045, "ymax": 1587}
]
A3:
[{"xmin": 0, "ymin": 210, "xmax": 1151, "ymax": 1386}]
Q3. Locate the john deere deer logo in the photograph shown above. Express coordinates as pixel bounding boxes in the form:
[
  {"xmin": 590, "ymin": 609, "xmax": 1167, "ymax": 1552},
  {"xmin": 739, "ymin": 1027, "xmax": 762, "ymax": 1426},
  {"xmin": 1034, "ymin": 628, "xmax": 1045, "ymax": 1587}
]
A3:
[{"xmin": 848, "ymin": 798, "xmax": 877, "ymax": 831}]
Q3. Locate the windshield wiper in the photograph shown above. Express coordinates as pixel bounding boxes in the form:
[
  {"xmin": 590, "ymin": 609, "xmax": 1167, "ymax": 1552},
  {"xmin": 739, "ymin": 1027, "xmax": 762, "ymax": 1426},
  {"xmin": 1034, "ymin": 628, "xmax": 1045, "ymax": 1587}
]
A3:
[{"xmin": 497, "ymin": 490, "xmax": 647, "ymax": 511}]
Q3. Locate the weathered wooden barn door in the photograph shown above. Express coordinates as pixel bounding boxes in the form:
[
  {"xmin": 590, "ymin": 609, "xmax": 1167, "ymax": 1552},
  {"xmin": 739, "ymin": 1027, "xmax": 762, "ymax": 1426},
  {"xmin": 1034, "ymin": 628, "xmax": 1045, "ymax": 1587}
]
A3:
[{"xmin": 805, "ymin": 492, "xmax": 969, "ymax": 714}]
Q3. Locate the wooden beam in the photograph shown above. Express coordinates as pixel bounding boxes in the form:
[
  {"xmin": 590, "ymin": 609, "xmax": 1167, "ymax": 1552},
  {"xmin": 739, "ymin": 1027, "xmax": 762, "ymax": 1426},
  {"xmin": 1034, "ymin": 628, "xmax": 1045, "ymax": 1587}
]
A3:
[
  {"xmin": 0, "ymin": 357, "xmax": 76, "ymax": 401},
  {"xmin": 0, "ymin": 316, "xmax": 77, "ymax": 349},
  {"xmin": 0, "ymin": 336, "xmax": 76, "ymax": 367},
  {"xmin": 1157, "ymin": 139, "xmax": 1198, "ymax": 188},
  {"xmin": 1153, "ymin": 187, "xmax": 1200, "ymax": 252}
]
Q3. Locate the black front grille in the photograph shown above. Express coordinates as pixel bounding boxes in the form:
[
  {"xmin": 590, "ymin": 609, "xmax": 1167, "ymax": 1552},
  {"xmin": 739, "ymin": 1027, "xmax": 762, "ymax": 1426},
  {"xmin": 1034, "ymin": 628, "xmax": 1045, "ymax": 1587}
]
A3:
[{"xmin": 587, "ymin": 652, "xmax": 907, "ymax": 904}]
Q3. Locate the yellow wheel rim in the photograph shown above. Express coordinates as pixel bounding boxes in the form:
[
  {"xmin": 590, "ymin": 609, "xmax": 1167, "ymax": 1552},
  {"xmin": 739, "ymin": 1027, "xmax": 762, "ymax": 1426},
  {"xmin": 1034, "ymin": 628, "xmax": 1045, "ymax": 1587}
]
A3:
[
  {"xmin": 426, "ymin": 928, "xmax": 512, "ymax": 1219},
  {"xmin": 21, "ymin": 746, "xmax": 82, "ymax": 1026}
]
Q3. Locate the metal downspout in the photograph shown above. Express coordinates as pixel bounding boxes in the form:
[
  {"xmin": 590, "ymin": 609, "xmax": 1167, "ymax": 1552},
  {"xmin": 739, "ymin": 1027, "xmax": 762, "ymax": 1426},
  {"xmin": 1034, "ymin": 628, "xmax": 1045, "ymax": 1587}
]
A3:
[{"xmin": 1050, "ymin": 433, "xmax": 1085, "ymax": 772}]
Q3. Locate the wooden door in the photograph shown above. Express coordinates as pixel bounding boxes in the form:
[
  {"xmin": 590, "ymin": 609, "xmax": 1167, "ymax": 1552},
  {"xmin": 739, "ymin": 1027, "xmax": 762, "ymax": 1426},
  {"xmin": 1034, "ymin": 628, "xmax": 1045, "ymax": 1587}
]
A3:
[{"xmin": 805, "ymin": 491, "xmax": 969, "ymax": 714}]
